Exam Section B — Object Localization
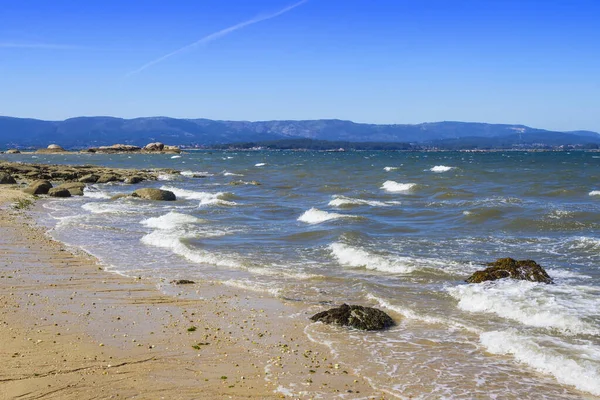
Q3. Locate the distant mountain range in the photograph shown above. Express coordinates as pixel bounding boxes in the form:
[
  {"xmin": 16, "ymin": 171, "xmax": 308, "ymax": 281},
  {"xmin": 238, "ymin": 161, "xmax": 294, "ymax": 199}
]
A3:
[{"xmin": 0, "ymin": 116, "xmax": 598, "ymax": 149}]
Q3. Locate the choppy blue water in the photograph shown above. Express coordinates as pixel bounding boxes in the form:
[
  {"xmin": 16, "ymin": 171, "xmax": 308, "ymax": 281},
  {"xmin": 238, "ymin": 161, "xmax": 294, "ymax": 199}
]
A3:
[{"xmin": 7, "ymin": 150, "xmax": 600, "ymax": 398}]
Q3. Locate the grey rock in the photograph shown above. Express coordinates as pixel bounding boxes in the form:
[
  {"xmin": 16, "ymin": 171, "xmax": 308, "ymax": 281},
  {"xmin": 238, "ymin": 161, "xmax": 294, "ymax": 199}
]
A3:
[
  {"xmin": 23, "ymin": 180, "xmax": 53, "ymax": 195},
  {"xmin": 132, "ymin": 188, "xmax": 176, "ymax": 201}
]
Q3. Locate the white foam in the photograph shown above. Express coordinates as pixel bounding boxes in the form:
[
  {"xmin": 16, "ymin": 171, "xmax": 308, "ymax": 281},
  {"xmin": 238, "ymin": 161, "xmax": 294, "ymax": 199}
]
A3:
[
  {"xmin": 480, "ymin": 330, "xmax": 600, "ymax": 396},
  {"xmin": 430, "ymin": 165, "xmax": 453, "ymax": 173},
  {"xmin": 568, "ymin": 236, "xmax": 600, "ymax": 252},
  {"xmin": 328, "ymin": 195, "xmax": 394, "ymax": 208},
  {"xmin": 180, "ymin": 170, "xmax": 213, "ymax": 178},
  {"xmin": 255, "ymin": 163, "xmax": 266, "ymax": 167},
  {"xmin": 82, "ymin": 202, "xmax": 138, "ymax": 214},
  {"xmin": 160, "ymin": 186, "xmax": 236, "ymax": 206},
  {"xmin": 83, "ymin": 188, "xmax": 111, "ymax": 199},
  {"xmin": 297, "ymin": 208, "xmax": 358, "ymax": 224},
  {"xmin": 221, "ymin": 279, "xmax": 281, "ymax": 297},
  {"xmin": 141, "ymin": 229, "xmax": 240, "ymax": 268},
  {"xmin": 329, "ymin": 243, "xmax": 414, "ymax": 273},
  {"xmin": 223, "ymin": 171, "xmax": 244, "ymax": 176},
  {"xmin": 589, "ymin": 190, "xmax": 600, "ymax": 196},
  {"xmin": 383, "ymin": 166, "xmax": 399, "ymax": 171},
  {"xmin": 157, "ymin": 173, "xmax": 176, "ymax": 181},
  {"xmin": 140, "ymin": 211, "xmax": 202, "ymax": 230},
  {"xmin": 367, "ymin": 294, "xmax": 480, "ymax": 333},
  {"xmin": 171, "ymin": 155, "xmax": 181, "ymax": 159},
  {"xmin": 381, "ymin": 181, "xmax": 417, "ymax": 193},
  {"xmin": 448, "ymin": 280, "xmax": 600, "ymax": 335}
]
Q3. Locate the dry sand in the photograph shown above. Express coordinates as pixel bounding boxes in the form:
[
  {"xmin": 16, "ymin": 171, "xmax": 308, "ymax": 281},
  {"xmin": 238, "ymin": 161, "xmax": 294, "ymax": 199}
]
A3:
[{"xmin": 0, "ymin": 187, "xmax": 387, "ymax": 399}]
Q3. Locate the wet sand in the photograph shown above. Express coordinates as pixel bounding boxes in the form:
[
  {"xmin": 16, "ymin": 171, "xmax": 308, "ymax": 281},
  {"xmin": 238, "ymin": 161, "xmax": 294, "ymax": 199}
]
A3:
[{"xmin": 0, "ymin": 187, "xmax": 384, "ymax": 399}]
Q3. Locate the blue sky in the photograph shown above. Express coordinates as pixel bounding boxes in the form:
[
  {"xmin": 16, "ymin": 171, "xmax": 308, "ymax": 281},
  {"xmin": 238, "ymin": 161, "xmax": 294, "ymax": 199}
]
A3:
[{"xmin": 1, "ymin": 0, "xmax": 599, "ymax": 132}]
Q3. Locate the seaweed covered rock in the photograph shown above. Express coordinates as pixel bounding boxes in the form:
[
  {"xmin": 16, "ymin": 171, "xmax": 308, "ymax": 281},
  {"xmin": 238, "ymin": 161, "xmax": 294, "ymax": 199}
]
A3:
[
  {"xmin": 132, "ymin": 188, "xmax": 176, "ymax": 201},
  {"xmin": 466, "ymin": 258, "xmax": 553, "ymax": 284},
  {"xmin": 23, "ymin": 180, "xmax": 52, "ymax": 195},
  {"xmin": 310, "ymin": 304, "xmax": 395, "ymax": 331},
  {"xmin": 171, "ymin": 279, "xmax": 195, "ymax": 285},
  {"xmin": 0, "ymin": 172, "xmax": 17, "ymax": 184}
]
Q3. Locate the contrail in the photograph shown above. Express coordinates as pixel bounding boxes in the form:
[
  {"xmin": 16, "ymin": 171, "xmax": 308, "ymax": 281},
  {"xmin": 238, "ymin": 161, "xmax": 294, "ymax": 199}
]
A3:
[{"xmin": 127, "ymin": 0, "xmax": 308, "ymax": 77}]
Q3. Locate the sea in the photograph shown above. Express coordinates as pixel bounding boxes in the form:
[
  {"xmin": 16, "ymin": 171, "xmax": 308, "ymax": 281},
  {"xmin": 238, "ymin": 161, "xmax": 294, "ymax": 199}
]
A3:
[{"xmin": 4, "ymin": 150, "xmax": 600, "ymax": 399}]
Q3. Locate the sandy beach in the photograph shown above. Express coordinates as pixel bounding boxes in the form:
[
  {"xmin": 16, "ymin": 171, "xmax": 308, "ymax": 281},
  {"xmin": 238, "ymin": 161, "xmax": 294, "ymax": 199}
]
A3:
[{"xmin": 0, "ymin": 187, "xmax": 384, "ymax": 400}]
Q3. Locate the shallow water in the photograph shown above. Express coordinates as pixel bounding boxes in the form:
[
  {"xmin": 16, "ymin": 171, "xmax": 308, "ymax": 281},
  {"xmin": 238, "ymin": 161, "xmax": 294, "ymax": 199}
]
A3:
[{"xmin": 6, "ymin": 150, "xmax": 600, "ymax": 398}]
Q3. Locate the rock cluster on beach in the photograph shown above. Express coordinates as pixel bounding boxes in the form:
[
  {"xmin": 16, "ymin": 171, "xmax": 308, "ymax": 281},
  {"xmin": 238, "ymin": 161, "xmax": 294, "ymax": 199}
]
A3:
[
  {"xmin": 466, "ymin": 257, "xmax": 553, "ymax": 284},
  {"xmin": 0, "ymin": 160, "xmax": 175, "ymax": 186},
  {"xmin": 2, "ymin": 141, "xmax": 181, "ymax": 154},
  {"xmin": 0, "ymin": 161, "xmax": 179, "ymax": 200},
  {"xmin": 310, "ymin": 304, "xmax": 395, "ymax": 331},
  {"xmin": 84, "ymin": 142, "xmax": 181, "ymax": 154}
]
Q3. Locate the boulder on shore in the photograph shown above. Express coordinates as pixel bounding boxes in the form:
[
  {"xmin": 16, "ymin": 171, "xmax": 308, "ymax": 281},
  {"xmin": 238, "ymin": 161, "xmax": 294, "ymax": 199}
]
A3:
[
  {"xmin": 23, "ymin": 180, "xmax": 53, "ymax": 195},
  {"xmin": 48, "ymin": 188, "xmax": 72, "ymax": 198},
  {"xmin": 57, "ymin": 182, "xmax": 86, "ymax": 196},
  {"xmin": 466, "ymin": 258, "xmax": 553, "ymax": 284},
  {"xmin": 0, "ymin": 172, "xmax": 17, "ymax": 184},
  {"xmin": 96, "ymin": 174, "xmax": 118, "ymax": 184},
  {"xmin": 143, "ymin": 142, "xmax": 164, "ymax": 152},
  {"xmin": 37, "ymin": 144, "xmax": 67, "ymax": 153},
  {"xmin": 132, "ymin": 188, "xmax": 176, "ymax": 201},
  {"xmin": 310, "ymin": 304, "xmax": 395, "ymax": 331},
  {"xmin": 164, "ymin": 145, "xmax": 181, "ymax": 153},
  {"xmin": 79, "ymin": 174, "xmax": 99, "ymax": 183}
]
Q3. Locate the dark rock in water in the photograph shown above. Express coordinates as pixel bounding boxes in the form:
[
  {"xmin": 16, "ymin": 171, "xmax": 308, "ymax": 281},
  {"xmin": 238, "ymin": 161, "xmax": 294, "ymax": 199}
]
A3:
[
  {"xmin": 79, "ymin": 174, "xmax": 99, "ymax": 183},
  {"xmin": 125, "ymin": 175, "xmax": 143, "ymax": 184},
  {"xmin": 6, "ymin": 149, "xmax": 20, "ymax": 154},
  {"xmin": 96, "ymin": 174, "xmax": 118, "ymax": 184},
  {"xmin": 23, "ymin": 180, "xmax": 52, "ymax": 195},
  {"xmin": 310, "ymin": 304, "xmax": 395, "ymax": 331},
  {"xmin": 0, "ymin": 172, "xmax": 17, "ymax": 184},
  {"xmin": 466, "ymin": 258, "xmax": 553, "ymax": 284},
  {"xmin": 48, "ymin": 188, "xmax": 72, "ymax": 198},
  {"xmin": 57, "ymin": 182, "xmax": 86, "ymax": 196},
  {"xmin": 171, "ymin": 279, "xmax": 195, "ymax": 285},
  {"xmin": 132, "ymin": 188, "xmax": 176, "ymax": 201}
]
